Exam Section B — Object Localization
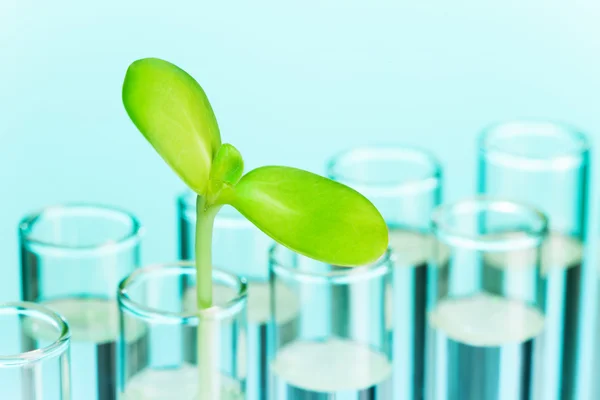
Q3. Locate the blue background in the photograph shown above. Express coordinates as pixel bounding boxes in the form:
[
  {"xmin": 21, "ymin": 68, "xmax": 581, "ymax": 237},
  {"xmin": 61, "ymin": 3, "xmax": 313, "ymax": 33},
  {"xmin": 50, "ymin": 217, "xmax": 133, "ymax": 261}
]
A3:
[{"xmin": 2, "ymin": 1, "xmax": 600, "ymax": 397}]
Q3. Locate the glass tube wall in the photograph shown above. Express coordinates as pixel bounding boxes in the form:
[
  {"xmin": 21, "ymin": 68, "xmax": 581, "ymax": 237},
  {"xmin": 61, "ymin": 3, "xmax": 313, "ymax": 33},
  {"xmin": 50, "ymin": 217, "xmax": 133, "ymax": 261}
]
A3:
[
  {"xmin": 269, "ymin": 244, "xmax": 393, "ymax": 399},
  {"xmin": 19, "ymin": 204, "xmax": 143, "ymax": 400},
  {"xmin": 478, "ymin": 121, "xmax": 590, "ymax": 400},
  {"xmin": 118, "ymin": 263, "xmax": 247, "ymax": 399},
  {"xmin": 426, "ymin": 197, "xmax": 548, "ymax": 400},
  {"xmin": 327, "ymin": 146, "xmax": 442, "ymax": 400}
]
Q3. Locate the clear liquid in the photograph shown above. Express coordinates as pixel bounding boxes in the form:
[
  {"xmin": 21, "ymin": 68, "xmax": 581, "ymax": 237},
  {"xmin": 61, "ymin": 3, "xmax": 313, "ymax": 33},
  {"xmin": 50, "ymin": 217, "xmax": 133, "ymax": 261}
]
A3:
[
  {"xmin": 426, "ymin": 293, "xmax": 545, "ymax": 400},
  {"xmin": 385, "ymin": 228, "xmax": 447, "ymax": 400},
  {"xmin": 270, "ymin": 338, "xmax": 392, "ymax": 399},
  {"xmin": 183, "ymin": 281, "xmax": 299, "ymax": 400},
  {"xmin": 33, "ymin": 297, "xmax": 147, "ymax": 400},
  {"xmin": 120, "ymin": 364, "xmax": 244, "ymax": 400},
  {"xmin": 483, "ymin": 233, "xmax": 583, "ymax": 400}
]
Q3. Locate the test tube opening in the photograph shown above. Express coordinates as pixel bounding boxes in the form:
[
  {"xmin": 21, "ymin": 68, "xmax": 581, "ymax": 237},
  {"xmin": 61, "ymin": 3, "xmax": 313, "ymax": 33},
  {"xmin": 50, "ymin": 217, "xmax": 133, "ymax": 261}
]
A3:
[
  {"xmin": 479, "ymin": 121, "xmax": 589, "ymax": 171},
  {"xmin": 327, "ymin": 145, "xmax": 442, "ymax": 196}
]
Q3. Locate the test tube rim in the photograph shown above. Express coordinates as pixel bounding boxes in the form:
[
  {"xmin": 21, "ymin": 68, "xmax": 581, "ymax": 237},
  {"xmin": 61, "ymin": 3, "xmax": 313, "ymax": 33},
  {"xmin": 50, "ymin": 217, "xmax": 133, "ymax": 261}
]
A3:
[
  {"xmin": 269, "ymin": 243, "xmax": 393, "ymax": 285},
  {"xmin": 431, "ymin": 196, "xmax": 549, "ymax": 251},
  {"xmin": 326, "ymin": 144, "xmax": 442, "ymax": 195},
  {"xmin": 478, "ymin": 119, "xmax": 590, "ymax": 170},
  {"xmin": 18, "ymin": 203, "xmax": 144, "ymax": 255},
  {"xmin": 0, "ymin": 301, "xmax": 70, "ymax": 367},
  {"xmin": 118, "ymin": 262, "xmax": 248, "ymax": 324}
]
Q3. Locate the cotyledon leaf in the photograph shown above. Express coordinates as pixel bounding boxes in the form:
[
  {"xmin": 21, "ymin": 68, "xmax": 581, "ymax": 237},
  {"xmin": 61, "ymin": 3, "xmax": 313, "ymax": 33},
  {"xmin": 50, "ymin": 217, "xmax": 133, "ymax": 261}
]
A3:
[
  {"xmin": 122, "ymin": 58, "xmax": 221, "ymax": 195},
  {"xmin": 229, "ymin": 166, "xmax": 389, "ymax": 266}
]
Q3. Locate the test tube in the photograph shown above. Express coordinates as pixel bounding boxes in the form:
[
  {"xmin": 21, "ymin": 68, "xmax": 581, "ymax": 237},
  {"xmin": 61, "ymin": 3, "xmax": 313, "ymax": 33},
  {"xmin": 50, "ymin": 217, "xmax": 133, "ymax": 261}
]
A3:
[
  {"xmin": 19, "ymin": 204, "xmax": 143, "ymax": 400},
  {"xmin": 327, "ymin": 146, "xmax": 442, "ymax": 400},
  {"xmin": 478, "ymin": 121, "xmax": 590, "ymax": 400},
  {"xmin": 117, "ymin": 262, "xmax": 247, "ymax": 399},
  {"xmin": 426, "ymin": 197, "xmax": 548, "ymax": 400},
  {"xmin": 269, "ymin": 244, "xmax": 393, "ymax": 399}
]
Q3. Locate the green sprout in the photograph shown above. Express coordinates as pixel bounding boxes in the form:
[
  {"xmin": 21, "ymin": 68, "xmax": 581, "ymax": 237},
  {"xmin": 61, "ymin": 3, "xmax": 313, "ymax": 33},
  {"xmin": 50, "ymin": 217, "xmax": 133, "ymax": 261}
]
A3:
[{"xmin": 122, "ymin": 57, "xmax": 388, "ymax": 395}]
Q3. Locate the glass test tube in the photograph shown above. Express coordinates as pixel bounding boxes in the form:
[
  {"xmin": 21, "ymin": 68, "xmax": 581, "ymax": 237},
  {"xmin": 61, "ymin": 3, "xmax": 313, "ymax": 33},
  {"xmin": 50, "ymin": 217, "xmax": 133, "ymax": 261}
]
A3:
[
  {"xmin": 0, "ymin": 301, "xmax": 71, "ymax": 399},
  {"xmin": 19, "ymin": 204, "xmax": 143, "ymax": 400},
  {"xmin": 478, "ymin": 121, "xmax": 590, "ymax": 400},
  {"xmin": 327, "ymin": 146, "xmax": 442, "ymax": 400},
  {"xmin": 117, "ymin": 262, "xmax": 247, "ymax": 400},
  {"xmin": 178, "ymin": 192, "xmax": 275, "ymax": 400},
  {"xmin": 269, "ymin": 244, "xmax": 393, "ymax": 399},
  {"xmin": 426, "ymin": 197, "xmax": 548, "ymax": 400}
]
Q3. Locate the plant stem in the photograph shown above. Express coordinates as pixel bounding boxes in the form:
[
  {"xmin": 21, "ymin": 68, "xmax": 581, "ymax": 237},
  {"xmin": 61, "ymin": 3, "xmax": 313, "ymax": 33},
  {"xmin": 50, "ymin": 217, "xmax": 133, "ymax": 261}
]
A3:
[
  {"xmin": 196, "ymin": 196, "xmax": 215, "ymax": 310},
  {"xmin": 195, "ymin": 195, "xmax": 220, "ymax": 398}
]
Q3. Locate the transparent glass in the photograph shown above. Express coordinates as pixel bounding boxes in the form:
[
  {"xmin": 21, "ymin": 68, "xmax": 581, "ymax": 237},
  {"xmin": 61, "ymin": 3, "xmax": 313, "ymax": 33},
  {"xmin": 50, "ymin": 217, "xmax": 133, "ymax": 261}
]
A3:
[
  {"xmin": 19, "ymin": 204, "xmax": 143, "ymax": 400},
  {"xmin": 0, "ymin": 301, "xmax": 71, "ymax": 399},
  {"xmin": 426, "ymin": 197, "xmax": 548, "ymax": 400},
  {"xmin": 328, "ymin": 145, "xmax": 442, "ymax": 400},
  {"xmin": 269, "ymin": 244, "xmax": 393, "ymax": 399},
  {"xmin": 178, "ymin": 192, "xmax": 274, "ymax": 400},
  {"xmin": 118, "ymin": 262, "xmax": 247, "ymax": 400},
  {"xmin": 478, "ymin": 121, "xmax": 590, "ymax": 400}
]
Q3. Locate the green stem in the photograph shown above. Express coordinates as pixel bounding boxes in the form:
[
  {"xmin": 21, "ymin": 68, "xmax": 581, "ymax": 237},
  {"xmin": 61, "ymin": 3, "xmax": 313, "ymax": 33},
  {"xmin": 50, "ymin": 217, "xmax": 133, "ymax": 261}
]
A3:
[
  {"xmin": 195, "ymin": 195, "xmax": 216, "ymax": 309},
  {"xmin": 194, "ymin": 195, "xmax": 221, "ymax": 398}
]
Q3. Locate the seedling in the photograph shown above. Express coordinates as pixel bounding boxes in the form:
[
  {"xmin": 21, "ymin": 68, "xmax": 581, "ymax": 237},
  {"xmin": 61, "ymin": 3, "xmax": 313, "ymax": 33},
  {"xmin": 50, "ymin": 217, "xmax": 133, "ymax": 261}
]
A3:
[{"xmin": 122, "ymin": 57, "xmax": 388, "ymax": 396}]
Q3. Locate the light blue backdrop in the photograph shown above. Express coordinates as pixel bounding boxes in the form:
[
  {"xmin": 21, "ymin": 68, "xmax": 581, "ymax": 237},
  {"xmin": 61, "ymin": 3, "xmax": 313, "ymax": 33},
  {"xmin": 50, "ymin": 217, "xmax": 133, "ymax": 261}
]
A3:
[{"xmin": 2, "ymin": 1, "xmax": 599, "ymax": 398}]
